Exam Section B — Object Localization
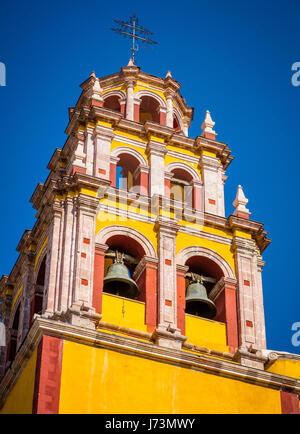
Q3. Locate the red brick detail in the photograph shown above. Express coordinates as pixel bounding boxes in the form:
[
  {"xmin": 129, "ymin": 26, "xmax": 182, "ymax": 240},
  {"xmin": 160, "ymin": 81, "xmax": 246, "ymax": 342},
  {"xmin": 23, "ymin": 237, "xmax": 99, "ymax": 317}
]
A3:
[
  {"xmin": 280, "ymin": 391, "xmax": 300, "ymax": 414},
  {"xmin": 159, "ymin": 111, "xmax": 166, "ymax": 126},
  {"xmin": 165, "ymin": 259, "xmax": 172, "ymax": 266},
  {"xmin": 110, "ymin": 163, "xmax": 116, "ymax": 188},
  {"xmin": 71, "ymin": 167, "xmax": 86, "ymax": 175},
  {"xmin": 208, "ymin": 199, "xmax": 216, "ymax": 205},
  {"xmin": 81, "ymin": 253, "xmax": 86, "ymax": 258},
  {"xmin": 214, "ymin": 285, "xmax": 239, "ymax": 352},
  {"xmin": 83, "ymin": 238, "xmax": 90, "ymax": 245},
  {"xmin": 98, "ymin": 168, "xmax": 106, "ymax": 175},
  {"xmin": 81, "ymin": 279, "xmax": 88, "ymax": 286},
  {"xmin": 93, "ymin": 248, "xmax": 106, "ymax": 313},
  {"xmin": 246, "ymin": 320, "xmax": 253, "ymax": 327},
  {"xmin": 137, "ymin": 262, "xmax": 158, "ymax": 333},
  {"xmin": 134, "ymin": 103, "xmax": 140, "ymax": 122},
  {"xmin": 244, "ymin": 280, "xmax": 250, "ymax": 286},
  {"xmin": 120, "ymin": 103, "xmax": 126, "ymax": 116},
  {"xmin": 32, "ymin": 335, "xmax": 63, "ymax": 414},
  {"xmin": 177, "ymin": 271, "xmax": 186, "ymax": 335},
  {"xmin": 165, "ymin": 299, "xmax": 172, "ymax": 306}
]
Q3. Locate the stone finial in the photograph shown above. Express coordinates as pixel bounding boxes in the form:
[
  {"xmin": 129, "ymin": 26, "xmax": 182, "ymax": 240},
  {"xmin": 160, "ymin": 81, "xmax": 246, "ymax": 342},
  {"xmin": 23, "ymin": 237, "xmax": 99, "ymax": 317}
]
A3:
[
  {"xmin": 201, "ymin": 110, "xmax": 217, "ymax": 138},
  {"xmin": 90, "ymin": 71, "xmax": 96, "ymax": 78},
  {"xmin": 127, "ymin": 58, "xmax": 134, "ymax": 66},
  {"xmin": 166, "ymin": 70, "xmax": 172, "ymax": 78},
  {"xmin": 91, "ymin": 77, "xmax": 103, "ymax": 102},
  {"xmin": 233, "ymin": 185, "xmax": 251, "ymax": 219}
]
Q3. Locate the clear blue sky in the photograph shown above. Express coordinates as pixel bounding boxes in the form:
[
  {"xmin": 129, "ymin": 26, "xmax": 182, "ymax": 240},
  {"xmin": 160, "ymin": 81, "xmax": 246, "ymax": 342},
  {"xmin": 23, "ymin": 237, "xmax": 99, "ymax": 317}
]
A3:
[{"xmin": 1, "ymin": 0, "xmax": 299, "ymax": 353}]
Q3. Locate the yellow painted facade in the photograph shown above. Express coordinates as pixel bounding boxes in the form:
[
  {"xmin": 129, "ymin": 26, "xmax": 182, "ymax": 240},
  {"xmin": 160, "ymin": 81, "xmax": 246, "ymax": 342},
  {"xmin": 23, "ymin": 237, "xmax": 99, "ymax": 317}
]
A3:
[
  {"xmin": 58, "ymin": 340, "xmax": 281, "ymax": 414},
  {"xmin": 0, "ymin": 350, "xmax": 37, "ymax": 414}
]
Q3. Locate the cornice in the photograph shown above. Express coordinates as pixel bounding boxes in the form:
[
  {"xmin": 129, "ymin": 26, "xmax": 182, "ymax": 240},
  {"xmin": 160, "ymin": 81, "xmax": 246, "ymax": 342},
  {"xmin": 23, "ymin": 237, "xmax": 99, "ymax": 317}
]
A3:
[{"xmin": 1, "ymin": 316, "xmax": 300, "ymax": 410}]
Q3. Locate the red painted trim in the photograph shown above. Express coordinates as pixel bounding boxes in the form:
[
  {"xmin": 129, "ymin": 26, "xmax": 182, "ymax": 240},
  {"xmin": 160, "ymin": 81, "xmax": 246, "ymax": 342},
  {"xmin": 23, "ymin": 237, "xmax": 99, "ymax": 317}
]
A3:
[
  {"xmin": 91, "ymin": 100, "xmax": 103, "ymax": 107},
  {"xmin": 134, "ymin": 103, "xmax": 140, "ymax": 122},
  {"xmin": 93, "ymin": 248, "xmax": 106, "ymax": 313},
  {"xmin": 81, "ymin": 279, "xmax": 88, "ymax": 286},
  {"xmin": 165, "ymin": 259, "xmax": 172, "ymax": 266},
  {"xmin": 203, "ymin": 133, "xmax": 216, "ymax": 140},
  {"xmin": 165, "ymin": 299, "xmax": 172, "ymax": 306},
  {"xmin": 110, "ymin": 163, "xmax": 116, "ymax": 188},
  {"xmin": 244, "ymin": 280, "xmax": 250, "ymax": 286},
  {"xmin": 81, "ymin": 252, "xmax": 86, "ymax": 258},
  {"xmin": 215, "ymin": 285, "xmax": 239, "ymax": 352},
  {"xmin": 177, "ymin": 271, "xmax": 186, "ymax": 335},
  {"xmin": 83, "ymin": 238, "xmax": 90, "ymax": 245},
  {"xmin": 246, "ymin": 320, "xmax": 253, "ymax": 327},
  {"xmin": 208, "ymin": 199, "xmax": 216, "ymax": 205},
  {"xmin": 280, "ymin": 391, "xmax": 300, "ymax": 414},
  {"xmin": 193, "ymin": 186, "xmax": 202, "ymax": 210},
  {"xmin": 159, "ymin": 111, "xmax": 166, "ymax": 126},
  {"xmin": 98, "ymin": 168, "xmax": 106, "ymax": 175},
  {"xmin": 120, "ymin": 103, "xmax": 126, "ymax": 116},
  {"xmin": 145, "ymin": 262, "xmax": 158, "ymax": 332},
  {"xmin": 164, "ymin": 178, "xmax": 171, "ymax": 197},
  {"xmin": 32, "ymin": 335, "xmax": 63, "ymax": 414},
  {"xmin": 236, "ymin": 212, "xmax": 249, "ymax": 219},
  {"xmin": 71, "ymin": 167, "xmax": 86, "ymax": 175},
  {"xmin": 139, "ymin": 171, "xmax": 148, "ymax": 195}
]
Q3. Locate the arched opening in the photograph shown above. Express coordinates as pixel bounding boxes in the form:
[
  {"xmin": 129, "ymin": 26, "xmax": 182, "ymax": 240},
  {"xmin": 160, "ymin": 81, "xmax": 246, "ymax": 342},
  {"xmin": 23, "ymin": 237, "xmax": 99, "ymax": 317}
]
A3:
[
  {"xmin": 139, "ymin": 96, "xmax": 160, "ymax": 124},
  {"xmin": 8, "ymin": 303, "xmax": 20, "ymax": 364},
  {"xmin": 103, "ymin": 95, "xmax": 121, "ymax": 113},
  {"xmin": 116, "ymin": 153, "xmax": 140, "ymax": 192},
  {"xmin": 30, "ymin": 255, "xmax": 46, "ymax": 326},
  {"xmin": 184, "ymin": 256, "xmax": 224, "ymax": 319},
  {"xmin": 103, "ymin": 235, "xmax": 145, "ymax": 300},
  {"xmin": 170, "ymin": 168, "xmax": 194, "ymax": 207},
  {"xmin": 173, "ymin": 114, "xmax": 181, "ymax": 132}
]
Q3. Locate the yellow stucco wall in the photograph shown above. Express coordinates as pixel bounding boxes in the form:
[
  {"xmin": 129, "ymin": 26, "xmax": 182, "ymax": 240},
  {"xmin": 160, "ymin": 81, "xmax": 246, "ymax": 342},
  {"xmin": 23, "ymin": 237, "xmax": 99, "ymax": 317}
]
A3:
[
  {"xmin": 185, "ymin": 315, "xmax": 228, "ymax": 353},
  {"xmin": 59, "ymin": 340, "xmax": 282, "ymax": 414},
  {"xmin": 100, "ymin": 293, "xmax": 147, "ymax": 332},
  {"xmin": 0, "ymin": 349, "xmax": 37, "ymax": 414},
  {"xmin": 266, "ymin": 359, "xmax": 300, "ymax": 380}
]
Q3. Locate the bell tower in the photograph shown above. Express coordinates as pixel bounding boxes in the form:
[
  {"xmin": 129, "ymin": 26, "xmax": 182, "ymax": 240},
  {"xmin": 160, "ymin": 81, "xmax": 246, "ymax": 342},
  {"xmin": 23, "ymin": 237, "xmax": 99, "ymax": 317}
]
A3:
[{"xmin": 1, "ymin": 62, "xmax": 299, "ymax": 415}]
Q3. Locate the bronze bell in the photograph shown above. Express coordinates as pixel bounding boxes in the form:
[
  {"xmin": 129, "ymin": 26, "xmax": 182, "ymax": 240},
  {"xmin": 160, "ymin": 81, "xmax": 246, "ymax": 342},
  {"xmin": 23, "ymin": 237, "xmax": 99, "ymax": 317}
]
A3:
[
  {"xmin": 185, "ymin": 278, "xmax": 217, "ymax": 319},
  {"xmin": 103, "ymin": 256, "xmax": 139, "ymax": 299}
]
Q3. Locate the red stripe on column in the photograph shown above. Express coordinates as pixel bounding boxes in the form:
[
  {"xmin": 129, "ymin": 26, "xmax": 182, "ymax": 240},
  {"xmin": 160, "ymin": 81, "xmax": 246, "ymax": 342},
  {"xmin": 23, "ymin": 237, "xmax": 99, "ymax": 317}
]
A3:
[
  {"xmin": 32, "ymin": 335, "xmax": 63, "ymax": 414},
  {"xmin": 93, "ymin": 248, "xmax": 106, "ymax": 314},
  {"xmin": 177, "ymin": 271, "xmax": 186, "ymax": 335},
  {"xmin": 145, "ymin": 263, "xmax": 158, "ymax": 333},
  {"xmin": 280, "ymin": 390, "xmax": 300, "ymax": 414}
]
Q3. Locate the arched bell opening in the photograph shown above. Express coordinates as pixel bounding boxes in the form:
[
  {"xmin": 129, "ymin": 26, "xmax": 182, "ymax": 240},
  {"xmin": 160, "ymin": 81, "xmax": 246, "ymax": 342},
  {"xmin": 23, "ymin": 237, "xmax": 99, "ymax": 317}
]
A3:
[
  {"xmin": 30, "ymin": 255, "xmax": 46, "ymax": 325},
  {"xmin": 116, "ymin": 153, "xmax": 141, "ymax": 192},
  {"xmin": 7, "ymin": 303, "xmax": 20, "ymax": 365},
  {"xmin": 170, "ymin": 168, "xmax": 194, "ymax": 209},
  {"xmin": 103, "ymin": 95, "xmax": 121, "ymax": 113},
  {"xmin": 184, "ymin": 256, "xmax": 224, "ymax": 320},
  {"xmin": 139, "ymin": 96, "xmax": 160, "ymax": 124},
  {"xmin": 103, "ymin": 235, "xmax": 145, "ymax": 300}
]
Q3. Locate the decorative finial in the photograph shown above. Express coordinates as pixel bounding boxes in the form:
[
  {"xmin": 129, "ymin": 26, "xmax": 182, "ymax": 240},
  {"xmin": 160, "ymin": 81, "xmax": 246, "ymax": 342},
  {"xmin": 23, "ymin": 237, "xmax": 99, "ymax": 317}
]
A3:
[
  {"xmin": 111, "ymin": 14, "xmax": 158, "ymax": 64},
  {"xmin": 127, "ymin": 58, "xmax": 134, "ymax": 66},
  {"xmin": 166, "ymin": 70, "xmax": 172, "ymax": 78},
  {"xmin": 233, "ymin": 185, "xmax": 251, "ymax": 219},
  {"xmin": 201, "ymin": 110, "xmax": 217, "ymax": 138},
  {"xmin": 90, "ymin": 71, "xmax": 96, "ymax": 78}
]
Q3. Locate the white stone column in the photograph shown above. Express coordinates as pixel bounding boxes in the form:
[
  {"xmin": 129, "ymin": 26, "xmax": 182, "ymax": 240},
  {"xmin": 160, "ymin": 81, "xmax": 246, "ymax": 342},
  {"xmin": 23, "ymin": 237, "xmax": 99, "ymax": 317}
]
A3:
[
  {"xmin": 200, "ymin": 154, "xmax": 225, "ymax": 217},
  {"xmin": 152, "ymin": 217, "xmax": 187, "ymax": 350},
  {"xmin": 125, "ymin": 79, "xmax": 135, "ymax": 121},
  {"xmin": 232, "ymin": 236, "xmax": 267, "ymax": 367},
  {"xmin": 147, "ymin": 141, "xmax": 167, "ymax": 196},
  {"xmin": 84, "ymin": 125, "xmax": 94, "ymax": 176},
  {"xmin": 165, "ymin": 90, "xmax": 174, "ymax": 128},
  {"xmin": 93, "ymin": 124, "xmax": 114, "ymax": 180}
]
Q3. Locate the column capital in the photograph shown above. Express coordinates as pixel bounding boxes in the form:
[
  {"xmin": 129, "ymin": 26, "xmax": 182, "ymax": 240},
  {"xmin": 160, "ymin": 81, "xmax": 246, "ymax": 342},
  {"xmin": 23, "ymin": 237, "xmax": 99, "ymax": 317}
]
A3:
[
  {"xmin": 146, "ymin": 140, "xmax": 167, "ymax": 158},
  {"xmin": 210, "ymin": 276, "xmax": 238, "ymax": 301},
  {"xmin": 155, "ymin": 216, "xmax": 179, "ymax": 235},
  {"xmin": 95, "ymin": 243, "xmax": 108, "ymax": 253}
]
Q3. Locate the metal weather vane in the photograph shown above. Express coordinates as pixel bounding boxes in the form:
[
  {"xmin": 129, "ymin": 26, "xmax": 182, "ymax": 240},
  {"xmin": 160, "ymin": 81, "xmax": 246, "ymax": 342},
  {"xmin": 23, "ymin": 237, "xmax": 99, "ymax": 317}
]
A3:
[{"xmin": 111, "ymin": 14, "xmax": 158, "ymax": 64}]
